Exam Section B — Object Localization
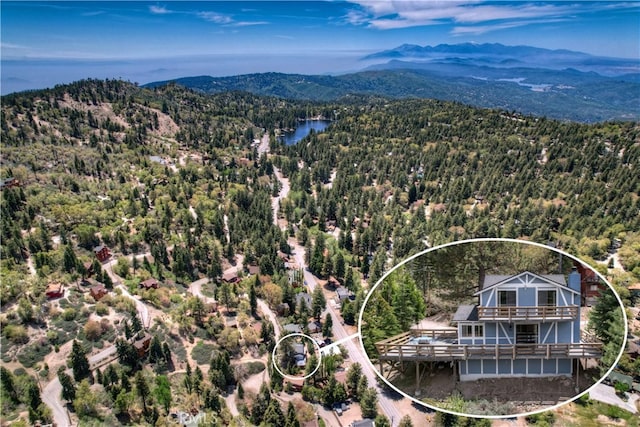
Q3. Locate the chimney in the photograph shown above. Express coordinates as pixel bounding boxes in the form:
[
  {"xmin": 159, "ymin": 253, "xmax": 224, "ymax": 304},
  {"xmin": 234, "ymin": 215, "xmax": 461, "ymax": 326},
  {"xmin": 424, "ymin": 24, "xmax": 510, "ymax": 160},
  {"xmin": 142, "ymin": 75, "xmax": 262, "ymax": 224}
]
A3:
[{"xmin": 568, "ymin": 266, "xmax": 581, "ymax": 293}]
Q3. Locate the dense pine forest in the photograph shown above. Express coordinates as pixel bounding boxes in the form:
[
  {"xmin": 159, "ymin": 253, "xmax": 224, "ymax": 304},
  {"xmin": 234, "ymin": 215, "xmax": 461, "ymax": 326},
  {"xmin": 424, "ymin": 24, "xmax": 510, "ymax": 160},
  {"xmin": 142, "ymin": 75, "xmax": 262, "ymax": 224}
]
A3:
[{"xmin": 1, "ymin": 79, "xmax": 639, "ymax": 426}]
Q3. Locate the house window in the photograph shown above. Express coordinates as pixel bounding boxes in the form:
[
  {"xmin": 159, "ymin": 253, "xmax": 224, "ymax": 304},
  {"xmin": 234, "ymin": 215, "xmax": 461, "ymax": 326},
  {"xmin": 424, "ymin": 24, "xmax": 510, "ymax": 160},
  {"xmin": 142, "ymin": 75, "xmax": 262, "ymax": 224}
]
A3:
[
  {"xmin": 589, "ymin": 285, "xmax": 598, "ymax": 291},
  {"xmin": 461, "ymin": 324, "xmax": 483, "ymax": 338},
  {"xmin": 538, "ymin": 290, "xmax": 557, "ymax": 306},
  {"xmin": 474, "ymin": 325, "xmax": 484, "ymax": 337},
  {"xmin": 516, "ymin": 324, "xmax": 538, "ymax": 344},
  {"xmin": 498, "ymin": 290, "xmax": 516, "ymax": 306}
]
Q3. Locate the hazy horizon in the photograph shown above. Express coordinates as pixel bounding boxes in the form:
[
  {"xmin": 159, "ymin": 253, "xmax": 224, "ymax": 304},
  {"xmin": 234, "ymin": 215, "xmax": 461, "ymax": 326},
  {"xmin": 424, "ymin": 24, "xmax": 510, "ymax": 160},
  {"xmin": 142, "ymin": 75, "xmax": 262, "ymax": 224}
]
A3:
[{"xmin": 2, "ymin": 1, "xmax": 639, "ymax": 95}]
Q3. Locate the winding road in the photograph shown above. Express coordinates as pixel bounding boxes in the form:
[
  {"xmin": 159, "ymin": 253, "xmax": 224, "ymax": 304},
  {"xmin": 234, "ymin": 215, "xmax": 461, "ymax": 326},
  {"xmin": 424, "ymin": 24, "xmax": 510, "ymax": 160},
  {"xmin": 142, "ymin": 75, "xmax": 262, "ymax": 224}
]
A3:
[{"xmin": 262, "ymin": 129, "xmax": 404, "ymax": 425}]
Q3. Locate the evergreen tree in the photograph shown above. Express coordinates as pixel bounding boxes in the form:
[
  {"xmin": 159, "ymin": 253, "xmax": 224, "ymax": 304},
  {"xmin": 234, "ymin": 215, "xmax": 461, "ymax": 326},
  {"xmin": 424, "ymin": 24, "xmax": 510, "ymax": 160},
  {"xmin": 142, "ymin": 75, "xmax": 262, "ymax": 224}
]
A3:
[
  {"xmin": 249, "ymin": 275, "xmax": 258, "ymax": 315},
  {"xmin": 346, "ymin": 362, "xmax": 363, "ymax": 399},
  {"xmin": 360, "ymin": 387, "xmax": 378, "ymax": 419},
  {"xmin": 69, "ymin": 340, "xmax": 90, "ymax": 381},
  {"xmin": 154, "ymin": 375, "xmax": 172, "ymax": 414},
  {"xmin": 285, "ymin": 401, "xmax": 300, "ymax": 427},
  {"xmin": 237, "ymin": 382, "xmax": 244, "ymax": 400},
  {"xmin": 250, "ymin": 383, "xmax": 271, "ymax": 425},
  {"xmin": 322, "ymin": 313, "xmax": 333, "ymax": 338},
  {"xmin": 398, "ymin": 415, "xmax": 414, "ymax": 427},
  {"xmin": 63, "ymin": 244, "xmax": 78, "ymax": 273},
  {"xmin": 184, "ymin": 362, "xmax": 193, "ymax": 394},
  {"xmin": 0, "ymin": 366, "xmax": 18, "ymax": 403},
  {"xmin": 58, "ymin": 368, "xmax": 76, "ymax": 402},
  {"xmin": 263, "ymin": 399, "xmax": 285, "ymax": 427},
  {"xmin": 311, "ymin": 286, "xmax": 326, "ymax": 321},
  {"xmin": 135, "ymin": 371, "xmax": 150, "ymax": 414}
]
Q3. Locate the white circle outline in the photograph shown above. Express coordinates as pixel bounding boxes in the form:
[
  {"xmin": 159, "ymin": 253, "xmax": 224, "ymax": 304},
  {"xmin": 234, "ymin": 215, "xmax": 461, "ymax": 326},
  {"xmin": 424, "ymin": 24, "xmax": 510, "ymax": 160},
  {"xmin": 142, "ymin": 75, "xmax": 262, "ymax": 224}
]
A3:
[
  {"xmin": 357, "ymin": 237, "xmax": 629, "ymax": 419},
  {"xmin": 272, "ymin": 332, "xmax": 323, "ymax": 380}
]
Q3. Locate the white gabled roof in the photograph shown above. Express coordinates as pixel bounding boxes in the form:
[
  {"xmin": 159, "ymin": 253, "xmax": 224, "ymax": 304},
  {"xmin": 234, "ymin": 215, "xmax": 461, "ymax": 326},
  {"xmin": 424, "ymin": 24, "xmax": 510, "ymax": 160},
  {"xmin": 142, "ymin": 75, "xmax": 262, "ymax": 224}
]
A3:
[{"xmin": 474, "ymin": 271, "xmax": 578, "ymax": 296}]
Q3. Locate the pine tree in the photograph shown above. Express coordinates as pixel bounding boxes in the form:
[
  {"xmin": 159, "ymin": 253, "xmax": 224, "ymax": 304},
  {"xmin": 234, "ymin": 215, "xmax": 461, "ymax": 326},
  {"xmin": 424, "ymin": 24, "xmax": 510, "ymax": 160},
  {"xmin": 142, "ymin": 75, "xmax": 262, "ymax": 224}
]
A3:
[
  {"xmin": 360, "ymin": 387, "xmax": 378, "ymax": 419},
  {"xmin": 285, "ymin": 401, "xmax": 300, "ymax": 427},
  {"xmin": 0, "ymin": 365, "xmax": 18, "ymax": 403},
  {"xmin": 69, "ymin": 340, "xmax": 90, "ymax": 381},
  {"xmin": 154, "ymin": 375, "xmax": 172, "ymax": 414},
  {"xmin": 263, "ymin": 399, "xmax": 285, "ymax": 427},
  {"xmin": 149, "ymin": 335, "xmax": 163, "ymax": 364},
  {"xmin": 57, "ymin": 368, "xmax": 76, "ymax": 402},
  {"xmin": 135, "ymin": 371, "xmax": 149, "ymax": 414},
  {"xmin": 249, "ymin": 275, "xmax": 258, "ymax": 315},
  {"xmin": 63, "ymin": 244, "xmax": 78, "ymax": 273},
  {"xmin": 346, "ymin": 362, "xmax": 362, "ymax": 399},
  {"xmin": 237, "ymin": 382, "xmax": 244, "ymax": 400},
  {"xmin": 311, "ymin": 286, "xmax": 326, "ymax": 321},
  {"xmin": 322, "ymin": 313, "xmax": 333, "ymax": 338}
]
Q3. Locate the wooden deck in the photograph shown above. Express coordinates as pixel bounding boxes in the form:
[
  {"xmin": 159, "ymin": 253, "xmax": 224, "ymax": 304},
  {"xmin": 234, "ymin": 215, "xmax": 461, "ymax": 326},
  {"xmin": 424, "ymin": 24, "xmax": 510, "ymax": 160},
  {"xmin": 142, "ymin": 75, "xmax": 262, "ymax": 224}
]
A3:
[
  {"xmin": 477, "ymin": 305, "xmax": 579, "ymax": 321},
  {"xmin": 375, "ymin": 329, "xmax": 602, "ymax": 362}
]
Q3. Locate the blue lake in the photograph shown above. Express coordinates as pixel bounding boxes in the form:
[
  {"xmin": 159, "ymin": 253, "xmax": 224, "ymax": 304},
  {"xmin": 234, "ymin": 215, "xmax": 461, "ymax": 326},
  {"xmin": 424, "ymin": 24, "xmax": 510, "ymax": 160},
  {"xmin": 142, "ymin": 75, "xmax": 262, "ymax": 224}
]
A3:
[{"xmin": 280, "ymin": 120, "xmax": 331, "ymax": 145}]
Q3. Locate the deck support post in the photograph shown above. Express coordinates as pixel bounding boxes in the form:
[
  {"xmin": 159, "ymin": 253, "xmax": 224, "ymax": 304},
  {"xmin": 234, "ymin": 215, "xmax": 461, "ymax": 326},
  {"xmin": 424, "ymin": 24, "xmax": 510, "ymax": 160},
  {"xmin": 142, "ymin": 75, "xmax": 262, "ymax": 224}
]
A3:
[
  {"xmin": 575, "ymin": 358, "xmax": 580, "ymax": 393},
  {"xmin": 415, "ymin": 362, "xmax": 420, "ymax": 396}
]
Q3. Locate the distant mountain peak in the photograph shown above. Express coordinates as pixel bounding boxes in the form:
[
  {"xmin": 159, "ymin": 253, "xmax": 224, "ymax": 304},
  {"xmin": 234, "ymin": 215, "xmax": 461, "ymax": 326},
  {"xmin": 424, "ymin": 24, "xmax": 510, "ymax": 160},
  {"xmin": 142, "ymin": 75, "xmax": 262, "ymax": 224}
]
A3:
[{"xmin": 362, "ymin": 42, "xmax": 591, "ymax": 61}]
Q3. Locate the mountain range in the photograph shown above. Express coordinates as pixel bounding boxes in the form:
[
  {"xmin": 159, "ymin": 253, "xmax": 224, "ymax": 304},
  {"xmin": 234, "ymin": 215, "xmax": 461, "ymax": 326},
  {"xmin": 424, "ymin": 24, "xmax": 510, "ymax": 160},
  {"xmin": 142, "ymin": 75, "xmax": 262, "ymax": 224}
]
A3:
[{"xmin": 145, "ymin": 43, "xmax": 640, "ymax": 123}]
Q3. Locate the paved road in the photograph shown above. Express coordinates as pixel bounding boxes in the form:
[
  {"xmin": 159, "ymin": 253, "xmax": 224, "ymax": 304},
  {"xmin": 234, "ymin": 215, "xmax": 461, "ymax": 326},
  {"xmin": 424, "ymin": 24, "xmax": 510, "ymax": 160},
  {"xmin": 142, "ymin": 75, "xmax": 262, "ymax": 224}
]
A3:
[
  {"xmin": 289, "ymin": 240, "xmax": 404, "ymax": 425},
  {"xmin": 272, "ymin": 167, "xmax": 290, "ymax": 227},
  {"xmin": 43, "ymin": 251, "xmax": 158, "ymax": 426},
  {"xmin": 188, "ymin": 277, "xmax": 216, "ymax": 305},
  {"xmin": 264, "ymin": 145, "xmax": 404, "ymax": 425},
  {"xmin": 42, "ymin": 376, "xmax": 69, "ymax": 427},
  {"xmin": 590, "ymin": 383, "xmax": 638, "ymax": 414},
  {"xmin": 258, "ymin": 298, "xmax": 282, "ymax": 339}
]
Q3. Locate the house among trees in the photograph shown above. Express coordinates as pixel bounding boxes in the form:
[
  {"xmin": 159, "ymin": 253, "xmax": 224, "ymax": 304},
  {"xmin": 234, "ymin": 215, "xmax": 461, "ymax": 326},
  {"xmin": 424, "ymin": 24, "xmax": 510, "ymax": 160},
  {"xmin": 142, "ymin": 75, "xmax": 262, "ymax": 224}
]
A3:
[
  {"xmin": 307, "ymin": 321, "xmax": 321, "ymax": 334},
  {"xmin": 283, "ymin": 324, "xmax": 302, "ymax": 334},
  {"xmin": 45, "ymin": 282, "xmax": 64, "ymax": 299},
  {"xmin": 335, "ymin": 286, "xmax": 351, "ymax": 302},
  {"xmin": 376, "ymin": 269, "xmax": 603, "ymax": 387},
  {"xmin": 575, "ymin": 262, "xmax": 605, "ymax": 306},
  {"xmin": 139, "ymin": 278, "xmax": 159, "ymax": 290},
  {"xmin": 350, "ymin": 420, "xmax": 375, "ymax": 427},
  {"xmin": 247, "ymin": 264, "xmax": 260, "ymax": 276},
  {"xmin": 133, "ymin": 333, "xmax": 152, "ymax": 357},
  {"xmin": 276, "ymin": 303, "xmax": 290, "ymax": 316},
  {"xmin": 89, "ymin": 284, "xmax": 108, "ymax": 301},
  {"xmin": 222, "ymin": 270, "xmax": 239, "ymax": 283},
  {"xmin": 0, "ymin": 177, "xmax": 19, "ymax": 190},
  {"xmin": 83, "ymin": 261, "xmax": 94, "ymax": 277},
  {"xmin": 296, "ymin": 292, "xmax": 312, "ymax": 309},
  {"xmin": 452, "ymin": 269, "xmax": 601, "ymax": 380},
  {"xmin": 292, "ymin": 343, "xmax": 307, "ymax": 367},
  {"xmin": 93, "ymin": 245, "xmax": 111, "ymax": 262}
]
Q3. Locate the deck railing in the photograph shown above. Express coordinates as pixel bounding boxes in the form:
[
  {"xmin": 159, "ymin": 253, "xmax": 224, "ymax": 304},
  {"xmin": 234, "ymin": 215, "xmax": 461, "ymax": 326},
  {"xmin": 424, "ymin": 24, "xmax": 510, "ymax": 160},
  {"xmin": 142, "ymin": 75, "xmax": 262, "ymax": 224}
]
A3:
[
  {"xmin": 375, "ymin": 341, "xmax": 602, "ymax": 362},
  {"xmin": 477, "ymin": 305, "xmax": 578, "ymax": 321}
]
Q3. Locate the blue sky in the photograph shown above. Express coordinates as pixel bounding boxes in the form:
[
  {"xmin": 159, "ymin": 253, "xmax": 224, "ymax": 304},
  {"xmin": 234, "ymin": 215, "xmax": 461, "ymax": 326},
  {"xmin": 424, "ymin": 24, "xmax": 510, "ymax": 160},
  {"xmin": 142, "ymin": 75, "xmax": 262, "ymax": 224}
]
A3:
[{"xmin": 2, "ymin": 1, "xmax": 639, "ymax": 93}]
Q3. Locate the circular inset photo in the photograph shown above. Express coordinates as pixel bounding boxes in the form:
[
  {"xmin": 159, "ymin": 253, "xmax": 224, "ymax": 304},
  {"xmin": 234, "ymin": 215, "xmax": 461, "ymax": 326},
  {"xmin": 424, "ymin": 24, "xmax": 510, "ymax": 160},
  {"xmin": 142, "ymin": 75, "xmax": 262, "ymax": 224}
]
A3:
[
  {"xmin": 358, "ymin": 238, "xmax": 627, "ymax": 417},
  {"xmin": 272, "ymin": 332, "xmax": 322, "ymax": 380}
]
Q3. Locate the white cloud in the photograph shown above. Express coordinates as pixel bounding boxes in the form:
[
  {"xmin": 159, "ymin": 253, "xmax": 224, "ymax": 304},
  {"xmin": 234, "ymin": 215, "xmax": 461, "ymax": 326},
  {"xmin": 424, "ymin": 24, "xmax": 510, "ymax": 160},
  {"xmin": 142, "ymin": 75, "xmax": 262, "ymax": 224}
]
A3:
[
  {"xmin": 197, "ymin": 11, "xmax": 233, "ymax": 24},
  {"xmin": 452, "ymin": 18, "xmax": 568, "ymax": 36},
  {"xmin": 149, "ymin": 5, "xmax": 171, "ymax": 15},
  {"xmin": 344, "ymin": 1, "xmax": 640, "ymax": 34},
  {"xmin": 232, "ymin": 21, "xmax": 269, "ymax": 27},
  {"xmin": 1, "ymin": 42, "xmax": 29, "ymax": 49}
]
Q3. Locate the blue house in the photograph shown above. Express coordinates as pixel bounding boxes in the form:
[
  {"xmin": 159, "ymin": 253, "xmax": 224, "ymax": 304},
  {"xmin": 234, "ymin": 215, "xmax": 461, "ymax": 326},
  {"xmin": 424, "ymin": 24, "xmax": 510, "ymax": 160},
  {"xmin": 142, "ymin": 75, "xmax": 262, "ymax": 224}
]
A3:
[{"xmin": 452, "ymin": 269, "xmax": 594, "ymax": 381}]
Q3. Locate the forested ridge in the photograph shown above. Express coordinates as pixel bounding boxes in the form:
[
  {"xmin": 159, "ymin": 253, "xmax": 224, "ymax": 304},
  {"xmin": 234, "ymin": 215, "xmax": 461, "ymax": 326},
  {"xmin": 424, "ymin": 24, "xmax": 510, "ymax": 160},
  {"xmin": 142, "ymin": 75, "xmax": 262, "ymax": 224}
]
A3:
[{"xmin": 1, "ymin": 79, "xmax": 639, "ymax": 426}]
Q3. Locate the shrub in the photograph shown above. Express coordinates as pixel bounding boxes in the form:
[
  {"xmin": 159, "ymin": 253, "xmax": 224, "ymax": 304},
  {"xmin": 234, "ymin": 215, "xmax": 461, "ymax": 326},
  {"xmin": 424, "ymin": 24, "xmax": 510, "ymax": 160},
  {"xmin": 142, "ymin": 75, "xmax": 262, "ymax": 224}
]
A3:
[
  {"xmin": 84, "ymin": 320, "xmax": 102, "ymax": 341},
  {"xmin": 191, "ymin": 341, "xmax": 217, "ymax": 365},
  {"xmin": 95, "ymin": 302, "xmax": 109, "ymax": 316},
  {"xmin": 62, "ymin": 308, "xmax": 76, "ymax": 321},
  {"xmin": 605, "ymin": 405, "xmax": 628, "ymax": 420},
  {"xmin": 3, "ymin": 324, "xmax": 28, "ymax": 344},
  {"xmin": 16, "ymin": 338, "xmax": 51, "ymax": 368}
]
